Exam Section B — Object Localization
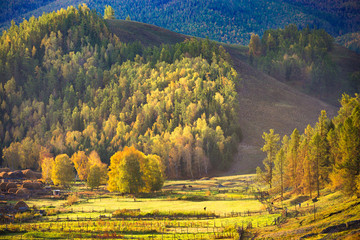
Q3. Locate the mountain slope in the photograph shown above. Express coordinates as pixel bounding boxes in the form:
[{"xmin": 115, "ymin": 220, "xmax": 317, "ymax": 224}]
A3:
[
  {"xmin": 106, "ymin": 20, "xmax": 339, "ymax": 174},
  {"xmin": 226, "ymin": 46, "xmax": 338, "ymax": 173},
  {"xmin": 0, "ymin": 7, "xmax": 242, "ymax": 178},
  {"xmin": 105, "ymin": 19, "xmax": 189, "ymax": 47},
  {"xmin": 1, "ymin": 0, "xmax": 359, "ymax": 46}
]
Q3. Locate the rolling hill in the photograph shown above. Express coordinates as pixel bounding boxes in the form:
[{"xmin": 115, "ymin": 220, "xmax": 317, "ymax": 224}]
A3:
[{"xmin": 105, "ymin": 20, "xmax": 339, "ymax": 173}]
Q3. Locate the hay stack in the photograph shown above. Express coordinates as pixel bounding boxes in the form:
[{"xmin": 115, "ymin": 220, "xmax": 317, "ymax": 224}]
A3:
[
  {"xmin": 14, "ymin": 201, "xmax": 29, "ymax": 211},
  {"xmin": 15, "ymin": 188, "xmax": 30, "ymax": 196},
  {"xmin": 0, "ymin": 182, "xmax": 7, "ymax": 191},
  {"xmin": 5, "ymin": 182, "xmax": 17, "ymax": 191},
  {"xmin": 22, "ymin": 182, "xmax": 42, "ymax": 190},
  {"xmin": 34, "ymin": 172, "xmax": 42, "ymax": 179},
  {"xmin": 8, "ymin": 188, "xmax": 18, "ymax": 193},
  {"xmin": 0, "ymin": 172, "xmax": 9, "ymax": 179},
  {"xmin": 8, "ymin": 171, "xmax": 25, "ymax": 179},
  {"xmin": 22, "ymin": 169, "xmax": 38, "ymax": 180},
  {"xmin": 0, "ymin": 168, "xmax": 10, "ymax": 173}
]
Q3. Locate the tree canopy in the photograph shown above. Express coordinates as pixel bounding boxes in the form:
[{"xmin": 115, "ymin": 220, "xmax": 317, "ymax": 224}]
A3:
[
  {"xmin": 108, "ymin": 146, "xmax": 164, "ymax": 194},
  {"xmin": 0, "ymin": 5, "xmax": 241, "ymax": 179},
  {"xmin": 104, "ymin": 5, "xmax": 115, "ymax": 20},
  {"xmin": 51, "ymin": 154, "xmax": 74, "ymax": 187},
  {"xmin": 258, "ymin": 94, "xmax": 360, "ymax": 198}
]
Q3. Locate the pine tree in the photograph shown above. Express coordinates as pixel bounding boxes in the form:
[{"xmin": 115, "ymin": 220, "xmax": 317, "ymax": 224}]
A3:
[
  {"xmin": 337, "ymin": 106, "xmax": 360, "ymax": 196},
  {"xmin": 286, "ymin": 128, "xmax": 301, "ymax": 191},
  {"xmin": 258, "ymin": 129, "xmax": 280, "ymax": 188},
  {"xmin": 274, "ymin": 135, "xmax": 288, "ymax": 199},
  {"xmin": 249, "ymin": 33, "xmax": 261, "ymax": 57}
]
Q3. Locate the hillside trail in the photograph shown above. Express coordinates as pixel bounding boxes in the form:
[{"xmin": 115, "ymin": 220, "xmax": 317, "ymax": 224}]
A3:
[{"xmin": 225, "ymin": 48, "xmax": 338, "ymax": 174}]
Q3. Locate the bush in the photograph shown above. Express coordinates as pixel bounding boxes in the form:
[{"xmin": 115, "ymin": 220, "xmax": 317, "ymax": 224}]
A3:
[
  {"xmin": 67, "ymin": 194, "xmax": 79, "ymax": 206},
  {"xmin": 180, "ymin": 195, "xmax": 208, "ymax": 201},
  {"xmin": 14, "ymin": 212, "xmax": 35, "ymax": 222}
]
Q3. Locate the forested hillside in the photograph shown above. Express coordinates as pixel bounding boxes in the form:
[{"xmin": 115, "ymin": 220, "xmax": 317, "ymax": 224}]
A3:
[
  {"xmin": 248, "ymin": 25, "xmax": 360, "ymax": 104},
  {"xmin": 257, "ymin": 93, "xmax": 360, "ymax": 198},
  {"xmin": 336, "ymin": 31, "xmax": 360, "ymax": 53},
  {"xmin": 0, "ymin": 0, "xmax": 359, "ymax": 46},
  {"xmin": 0, "ymin": 0, "xmax": 56, "ymax": 24},
  {"xmin": 0, "ymin": 5, "xmax": 241, "ymax": 178}
]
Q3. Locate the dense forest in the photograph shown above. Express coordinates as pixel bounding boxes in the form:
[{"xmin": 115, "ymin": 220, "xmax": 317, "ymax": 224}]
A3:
[
  {"xmin": 336, "ymin": 31, "xmax": 360, "ymax": 54},
  {"xmin": 257, "ymin": 93, "xmax": 360, "ymax": 198},
  {"xmin": 0, "ymin": 5, "xmax": 241, "ymax": 179},
  {"xmin": 0, "ymin": 0, "xmax": 56, "ymax": 24},
  {"xmin": 249, "ymin": 24, "xmax": 360, "ymax": 99},
  {"xmin": 0, "ymin": 0, "xmax": 359, "ymax": 46}
]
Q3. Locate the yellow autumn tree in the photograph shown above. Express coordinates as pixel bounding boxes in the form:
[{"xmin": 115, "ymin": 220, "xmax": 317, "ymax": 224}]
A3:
[
  {"xmin": 108, "ymin": 146, "xmax": 164, "ymax": 194},
  {"xmin": 41, "ymin": 157, "xmax": 54, "ymax": 184},
  {"xmin": 88, "ymin": 150, "xmax": 108, "ymax": 184},
  {"xmin": 141, "ymin": 154, "xmax": 165, "ymax": 192},
  {"xmin": 71, "ymin": 151, "xmax": 89, "ymax": 181}
]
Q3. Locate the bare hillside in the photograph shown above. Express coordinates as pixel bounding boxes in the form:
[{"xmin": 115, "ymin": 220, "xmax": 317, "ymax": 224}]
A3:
[{"xmin": 226, "ymin": 46, "xmax": 338, "ymax": 174}]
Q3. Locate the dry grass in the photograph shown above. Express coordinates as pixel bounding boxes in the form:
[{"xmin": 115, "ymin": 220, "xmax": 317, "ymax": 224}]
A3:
[
  {"xmin": 106, "ymin": 19, "xmax": 190, "ymax": 47},
  {"xmin": 224, "ymin": 45, "xmax": 338, "ymax": 174}
]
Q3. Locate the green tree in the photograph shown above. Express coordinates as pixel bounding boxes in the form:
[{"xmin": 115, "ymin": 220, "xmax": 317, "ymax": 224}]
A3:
[
  {"xmin": 87, "ymin": 165, "xmax": 101, "ymax": 190},
  {"xmin": 249, "ymin": 33, "xmax": 262, "ymax": 57},
  {"xmin": 286, "ymin": 128, "xmax": 301, "ymax": 191},
  {"xmin": 337, "ymin": 106, "xmax": 360, "ymax": 196},
  {"xmin": 274, "ymin": 136, "xmax": 288, "ymax": 199},
  {"xmin": 108, "ymin": 146, "xmax": 144, "ymax": 194},
  {"xmin": 51, "ymin": 154, "xmax": 75, "ymax": 187},
  {"xmin": 104, "ymin": 5, "xmax": 115, "ymax": 20},
  {"xmin": 309, "ymin": 133, "xmax": 323, "ymax": 197},
  {"xmin": 257, "ymin": 129, "xmax": 280, "ymax": 188},
  {"xmin": 108, "ymin": 146, "xmax": 164, "ymax": 194},
  {"xmin": 141, "ymin": 154, "xmax": 165, "ymax": 192}
]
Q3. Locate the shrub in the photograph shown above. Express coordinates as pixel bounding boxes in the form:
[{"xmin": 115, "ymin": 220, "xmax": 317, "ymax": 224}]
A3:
[{"xmin": 67, "ymin": 194, "xmax": 79, "ymax": 206}]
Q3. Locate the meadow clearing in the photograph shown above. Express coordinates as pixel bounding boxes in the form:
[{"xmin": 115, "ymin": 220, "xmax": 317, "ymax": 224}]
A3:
[
  {"xmin": 2, "ymin": 173, "xmax": 359, "ymax": 239},
  {"xmin": 0, "ymin": 174, "xmax": 283, "ymax": 239}
]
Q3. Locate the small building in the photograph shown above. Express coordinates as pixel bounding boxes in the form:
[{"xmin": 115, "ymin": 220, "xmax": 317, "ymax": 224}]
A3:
[{"xmin": 53, "ymin": 190, "xmax": 60, "ymax": 196}]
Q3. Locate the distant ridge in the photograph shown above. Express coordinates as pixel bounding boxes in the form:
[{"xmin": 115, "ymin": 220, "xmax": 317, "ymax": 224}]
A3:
[{"xmin": 106, "ymin": 19, "xmax": 189, "ymax": 47}]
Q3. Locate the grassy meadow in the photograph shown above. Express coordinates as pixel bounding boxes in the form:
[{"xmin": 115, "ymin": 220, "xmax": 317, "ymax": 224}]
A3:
[
  {"xmin": 0, "ymin": 174, "xmax": 279, "ymax": 239},
  {"xmin": 1, "ymin": 174, "xmax": 359, "ymax": 239}
]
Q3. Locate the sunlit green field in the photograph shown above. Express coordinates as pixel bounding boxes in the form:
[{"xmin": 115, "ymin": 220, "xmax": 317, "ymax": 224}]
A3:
[
  {"xmin": 0, "ymin": 174, "xmax": 281, "ymax": 239},
  {"xmin": 2, "ymin": 173, "xmax": 357, "ymax": 239}
]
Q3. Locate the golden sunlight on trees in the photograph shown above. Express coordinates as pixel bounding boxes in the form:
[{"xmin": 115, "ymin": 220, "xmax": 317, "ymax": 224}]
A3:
[
  {"xmin": 249, "ymin": 33, "xmax": 261, "ymax": 59},
  {"xmin": 71, "ymin": 150, "xmax": 108, "ymax": 183},
  {"xmin": 0, "ymin": 5, "xmax": 240, "ymax": 179},
  {"xmin": 51, "ymin": 154, "xmax": 74, "ymax": 187},
  {"xmin": 41, "ymin": 157, "xmax": 54, "ymax": 184},
  {"xmin": 258, "ymin": 94, "xmax": 360, "ymax": 198},
  {"xmin": 257, "ymin": 129, "xmax": 280, "ymax": 188},
  {"xmin": 87, "ymin": 165, "xmax": 101, "ymax": 190},
  {"xmin": 108, "ymin": 146, "xmax": 164, "ymax": 194},
  {"xmin": 104, "ymin": 5, "xmax": 115, "ymax": 20},
  {"xmin": 71, "ymin": 151, "xmax": 89, "ymax": 181},
  {"xmin": 88, "ymin": 150, "xmax": 108, "ymax": 182}
]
